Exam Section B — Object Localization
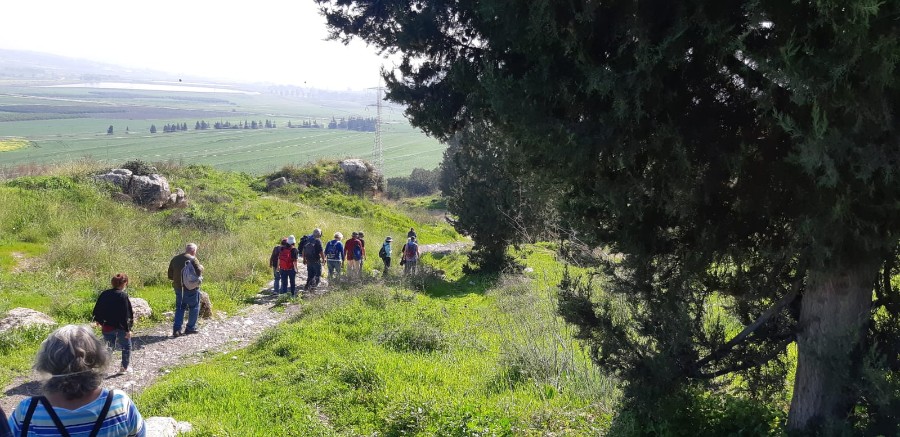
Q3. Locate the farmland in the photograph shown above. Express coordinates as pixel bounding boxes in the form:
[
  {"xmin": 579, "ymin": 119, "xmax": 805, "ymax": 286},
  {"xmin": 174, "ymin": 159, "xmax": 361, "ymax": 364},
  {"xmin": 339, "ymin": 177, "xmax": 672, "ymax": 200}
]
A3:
[{"xmin": 0, "ymin": 82, "xmax": 445, "ymax": 177}]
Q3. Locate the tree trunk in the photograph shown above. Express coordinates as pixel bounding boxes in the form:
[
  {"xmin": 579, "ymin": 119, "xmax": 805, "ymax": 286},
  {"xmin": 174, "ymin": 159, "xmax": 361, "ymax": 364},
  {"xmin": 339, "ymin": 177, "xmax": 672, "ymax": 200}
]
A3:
[{"xmin": 787, "ymin": 262, "xmax": 877, "ymax": 431}]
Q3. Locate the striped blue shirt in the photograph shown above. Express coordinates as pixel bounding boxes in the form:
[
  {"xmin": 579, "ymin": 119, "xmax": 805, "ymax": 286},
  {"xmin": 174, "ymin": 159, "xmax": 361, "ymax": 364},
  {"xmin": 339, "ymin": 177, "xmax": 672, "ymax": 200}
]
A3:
[{"xmin": 8, "ymin": 389, "xmax": 145, "ymax": 437}]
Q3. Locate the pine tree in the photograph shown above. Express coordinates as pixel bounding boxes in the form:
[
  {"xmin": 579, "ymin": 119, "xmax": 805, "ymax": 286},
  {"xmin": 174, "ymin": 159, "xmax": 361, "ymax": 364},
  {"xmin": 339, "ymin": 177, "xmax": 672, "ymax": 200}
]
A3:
[
  {"xmin": 150, "ymin": 125, "xmax": 157, "ymax": 134},
  {"xmin": 318, "ymin": 0, "xmax": 900, "ymax": 432},
  {"xmin": 106, "ymin": 125, "xmax": 113, "ymax": 135}
]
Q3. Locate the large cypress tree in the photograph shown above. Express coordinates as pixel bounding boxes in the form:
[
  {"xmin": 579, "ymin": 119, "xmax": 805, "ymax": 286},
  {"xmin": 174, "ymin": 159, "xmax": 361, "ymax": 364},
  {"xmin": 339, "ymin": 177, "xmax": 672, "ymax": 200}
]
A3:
[{"xmin": 318, "ymin": 0, "xmax": 900, "ymax": 430}]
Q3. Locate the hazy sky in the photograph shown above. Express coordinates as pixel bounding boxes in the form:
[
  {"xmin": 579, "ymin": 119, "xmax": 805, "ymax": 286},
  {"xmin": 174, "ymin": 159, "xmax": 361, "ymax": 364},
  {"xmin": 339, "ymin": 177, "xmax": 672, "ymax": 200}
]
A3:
[{"xmin": 0, "ymin": 0, "xmax": 391, "ymax": 90}]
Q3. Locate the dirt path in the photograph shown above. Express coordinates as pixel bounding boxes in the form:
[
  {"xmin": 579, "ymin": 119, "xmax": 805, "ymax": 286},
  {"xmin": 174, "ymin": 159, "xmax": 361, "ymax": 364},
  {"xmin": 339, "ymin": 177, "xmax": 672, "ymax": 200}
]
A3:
[{"xmin": 0, "ymin": 279, "xmax": 317, "ymax": 413}]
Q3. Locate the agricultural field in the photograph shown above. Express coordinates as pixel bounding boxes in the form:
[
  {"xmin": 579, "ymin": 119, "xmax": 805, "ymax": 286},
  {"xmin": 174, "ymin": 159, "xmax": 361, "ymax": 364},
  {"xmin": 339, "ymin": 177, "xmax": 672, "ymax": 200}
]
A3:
[{"xmin": 0, "ymin": 83, "xmax": 444, "ymax": 177}]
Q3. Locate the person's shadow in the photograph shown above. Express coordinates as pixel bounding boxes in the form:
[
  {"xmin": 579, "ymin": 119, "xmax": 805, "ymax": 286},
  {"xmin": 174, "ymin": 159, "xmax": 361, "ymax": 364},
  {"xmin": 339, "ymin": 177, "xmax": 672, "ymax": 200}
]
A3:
[
  {"xmin": 4, "ymin": 380, "xmax": 41, "ymax": 398},
  {"xmin": 129, "ymin": 334, "xmax": 171, "ymax": 350}
]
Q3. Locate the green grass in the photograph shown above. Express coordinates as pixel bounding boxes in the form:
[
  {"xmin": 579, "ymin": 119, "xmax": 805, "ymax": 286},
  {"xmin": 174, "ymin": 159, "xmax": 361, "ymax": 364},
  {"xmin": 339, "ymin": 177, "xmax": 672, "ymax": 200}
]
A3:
[
  {"xmin": 0, "ymin": 164, "xmax": 461, "ymax": 387},
  {"xmin": 0, "ymin": 86, "xmax": 444, "ymax": 177},
  {"xmin": 138, "ymin": 268, "xmax": 616, "ymax": 436}
]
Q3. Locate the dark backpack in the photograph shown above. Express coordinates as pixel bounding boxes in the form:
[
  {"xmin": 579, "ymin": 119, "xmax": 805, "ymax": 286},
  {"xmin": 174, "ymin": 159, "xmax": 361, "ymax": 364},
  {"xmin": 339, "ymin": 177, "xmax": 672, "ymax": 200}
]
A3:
[
  {"xmin": 378, "ymin": 244, "xmax": 388, "ymax": 259},
  {"xmin": 278, "ymin": 246, "xmax": 294, "ymax": 270},
  {"xmin": 299, "ymin": 235, "xmax": 310, "ymax": 252},
  {"xmin": 303, "ymin": 240, "xmax": 319, "ymax": 261},
  {"xmin": 352, "ymin": 244, "xmax": 363, "ymax": 261}
]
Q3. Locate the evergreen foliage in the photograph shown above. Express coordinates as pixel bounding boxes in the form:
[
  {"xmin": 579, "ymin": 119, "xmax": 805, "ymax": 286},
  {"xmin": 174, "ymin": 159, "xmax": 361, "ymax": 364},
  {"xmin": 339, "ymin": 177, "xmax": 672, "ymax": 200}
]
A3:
[
  {"xmin": 318, "ymin": 0, "xmax": 900, "ymax": 431},
  {"xmin": 439, "ymin": 122, "xmax": 557, "ymax": 272}
]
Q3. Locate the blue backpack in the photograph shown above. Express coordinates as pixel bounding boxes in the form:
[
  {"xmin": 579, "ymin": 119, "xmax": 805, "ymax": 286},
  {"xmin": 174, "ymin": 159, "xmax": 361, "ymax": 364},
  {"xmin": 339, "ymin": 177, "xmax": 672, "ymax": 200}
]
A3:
[
  {"xmin": 325, "ymin": 240, "xmax": 341, "ymax": 260},
  {"xmin": 353, "ymin": 244, "xmax": 363, "ymax": 261}
]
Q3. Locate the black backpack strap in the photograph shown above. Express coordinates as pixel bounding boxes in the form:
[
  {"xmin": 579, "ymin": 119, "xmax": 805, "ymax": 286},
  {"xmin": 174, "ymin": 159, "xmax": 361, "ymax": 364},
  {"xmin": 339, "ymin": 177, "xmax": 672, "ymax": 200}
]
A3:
[
  {"xmin": 37, "ymin": 397, "xmax": 71, "ymax": 437},
  {"xmin": 88, "ymin": 390, "xmax": 115, "ymax": 437},
  {"xmin": 20, "ymin": 397, "xmax": 40, "ymax": 437}
]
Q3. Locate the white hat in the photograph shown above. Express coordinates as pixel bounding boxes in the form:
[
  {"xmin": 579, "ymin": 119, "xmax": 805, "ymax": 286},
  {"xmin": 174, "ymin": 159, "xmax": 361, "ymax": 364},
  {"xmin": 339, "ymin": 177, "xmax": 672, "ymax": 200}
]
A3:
[{"xmin": 287, "ymin": 235, "xmax": 296, "ymax": 245}]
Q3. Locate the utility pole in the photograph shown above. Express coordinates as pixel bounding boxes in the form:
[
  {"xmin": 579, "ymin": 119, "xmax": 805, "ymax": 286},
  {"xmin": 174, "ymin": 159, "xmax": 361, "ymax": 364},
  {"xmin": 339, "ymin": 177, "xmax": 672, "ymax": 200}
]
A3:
[{"xmin": 369, "ymin": 79, "xmax": 385, "ymax": 176}]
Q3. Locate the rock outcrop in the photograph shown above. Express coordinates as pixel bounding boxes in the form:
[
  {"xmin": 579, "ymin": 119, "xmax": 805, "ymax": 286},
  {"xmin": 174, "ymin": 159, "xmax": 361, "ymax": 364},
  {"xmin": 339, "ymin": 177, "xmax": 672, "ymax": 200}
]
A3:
[
  {"xmin": 267, "ymin": 176, "xmax": 288, "ymax": 190},
  {"xmin": 94, "ymin": 169, "xmax": 187, "ymax": 209},
  {"xmin": 0, "ymin": 308, "xmax": 56, "ymax": 333}
]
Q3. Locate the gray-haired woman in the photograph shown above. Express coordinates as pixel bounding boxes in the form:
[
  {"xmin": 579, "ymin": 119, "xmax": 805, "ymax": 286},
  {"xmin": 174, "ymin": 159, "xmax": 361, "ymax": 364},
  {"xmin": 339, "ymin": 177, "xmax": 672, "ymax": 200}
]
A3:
[{"xmin": 7, "ymin": 325, "xmax": 145, "ymax": 436}]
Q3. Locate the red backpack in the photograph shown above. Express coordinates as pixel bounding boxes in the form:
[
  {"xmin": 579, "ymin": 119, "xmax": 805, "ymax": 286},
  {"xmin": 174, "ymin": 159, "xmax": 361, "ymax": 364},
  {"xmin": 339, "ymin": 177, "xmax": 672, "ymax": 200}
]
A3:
[{"xmin": 278, "ymin": 246, "xmax": 294, "ymax": 270}]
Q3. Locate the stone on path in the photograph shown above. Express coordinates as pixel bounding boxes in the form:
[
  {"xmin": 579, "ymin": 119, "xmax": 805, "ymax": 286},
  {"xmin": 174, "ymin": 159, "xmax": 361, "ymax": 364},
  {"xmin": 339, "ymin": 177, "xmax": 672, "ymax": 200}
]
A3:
[
  {"xmin": 130, "ymin": 297, "xmax": 152, "ymax": 320},
  {"xmin": 200, "ymin": 292, "xmax": 213, "ymax": 319},
  {"xmin": 0, "ymin": 308, "xmax": 55, "ymax": 333},
  {"xmin": 144, "ymin": 417, "xmax": 193, "ymax": 437}
]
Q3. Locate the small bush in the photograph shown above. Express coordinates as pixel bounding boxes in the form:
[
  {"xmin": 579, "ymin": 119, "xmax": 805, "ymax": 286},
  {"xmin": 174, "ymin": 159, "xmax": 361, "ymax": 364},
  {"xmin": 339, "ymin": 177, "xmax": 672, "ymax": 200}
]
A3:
[
  {"xmin": 338, "ymin": 361, "xmax": 383, "ymax": 390},
  {"xmin": 377, "ymin": 321, "xmax": 446, "ymax": 353},
  {"xmin": 121, "ymin": 160, "xmax": 157, "ymax": 176}
]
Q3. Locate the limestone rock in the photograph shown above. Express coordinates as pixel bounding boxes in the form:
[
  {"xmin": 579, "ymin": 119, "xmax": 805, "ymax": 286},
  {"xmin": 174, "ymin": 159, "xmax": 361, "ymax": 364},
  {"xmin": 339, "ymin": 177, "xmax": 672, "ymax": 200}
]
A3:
[
  {"xmin": 267, "ymin": 176, "xmax": 288, "ymax": 190},
  {"xmin": 199, "ymin": 291, "xmax": 213, "ymax": 319},
  {"xmin": 0, "ymin": 308, "xmax": 56, "ymax": 333},
  {"xmin": 129, "ymin": 174, "xmax": 171, "ymax": 207},
  {"xmin": 339, "ymin": 159, "xmax": 369, "ymax": 178},
  {"xmin": 144, "ymin": 417, "xmax": 193, "ymax": 437},
  {"xmin": 129, "ymin": 297, "xmax": 152, "ymax": 320},
  {"xmin": 94, "ymin": 168, "xmax": 133, "ymax": 189}
]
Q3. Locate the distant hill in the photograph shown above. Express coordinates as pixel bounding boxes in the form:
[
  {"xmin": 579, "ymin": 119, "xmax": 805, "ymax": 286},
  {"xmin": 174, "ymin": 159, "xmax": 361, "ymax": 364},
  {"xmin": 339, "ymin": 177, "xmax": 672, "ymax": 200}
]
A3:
[{"xmin": 0, "ymin": 48, "xmax": 177, "ymax": 83}]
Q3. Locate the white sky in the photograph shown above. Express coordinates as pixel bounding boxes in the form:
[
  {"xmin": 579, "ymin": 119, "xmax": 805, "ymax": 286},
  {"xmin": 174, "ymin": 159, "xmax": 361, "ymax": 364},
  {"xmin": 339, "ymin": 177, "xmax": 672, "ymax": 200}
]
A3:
[{"xmin": 0, "ymin": 0, "xmax": 391, "ymax": 90}]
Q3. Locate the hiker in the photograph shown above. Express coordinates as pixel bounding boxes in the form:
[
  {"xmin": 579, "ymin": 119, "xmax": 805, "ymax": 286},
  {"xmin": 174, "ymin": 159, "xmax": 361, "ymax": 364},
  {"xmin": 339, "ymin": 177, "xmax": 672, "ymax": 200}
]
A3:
[
  {"xmin": 167, "ymin": 243, "xmax": 204, "ymax": 337},
  {"xmin": 379, "ymin": 237, "xmax": 393, "ymax": 276},
  {"xmin": 408, "ymin": 228, "xmax": 417, "ymax": 240},
  {"xmin": 278, "ymin": 235, "xmax": 300, "ymax": 296},
  {"xmin": 91, "ymin": 273, "xmax": 134, "ymax": 374},
  {"xmin": 402, "ymin": 236, "xmax": 420, "ymax": 275},
  {"xmin": 269, "ymin": 237, "xmax": 287, "ymax": 292},
  {"xmin": 302, "ymin": 228, "xmax": 326, "ymax": 291},
  {"xmin": 344, "ymin": 232, "xmax": 365, "ymax": 278},
  {"xmin": 358, "ymin": 231, "xmax": 367, "ymax": 270},
  {"xmin": 0, "ymin": 406, "xmax": 11, "ymax": 437},
  {"xmin": 7, "ymin": 325, "xmax": 145, "ymax": 436},
  {"xmin": 324, "ymin": 232, "xmax": 345, "ymax": 282}
]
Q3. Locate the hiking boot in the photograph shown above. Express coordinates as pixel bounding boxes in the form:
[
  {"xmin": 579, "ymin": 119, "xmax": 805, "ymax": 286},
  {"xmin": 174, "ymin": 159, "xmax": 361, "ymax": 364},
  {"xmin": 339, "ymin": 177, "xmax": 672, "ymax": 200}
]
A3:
[
  {"xmin": 118, "ymin": 366, "xmax": 133, "ymax": 374},
  {"xmin": 172, "ymin": 330, "xmax": 182, "ymax": 338},
  {"xmin": 184, "ymin": 329, "xmax": 200, "ymax": 335}
]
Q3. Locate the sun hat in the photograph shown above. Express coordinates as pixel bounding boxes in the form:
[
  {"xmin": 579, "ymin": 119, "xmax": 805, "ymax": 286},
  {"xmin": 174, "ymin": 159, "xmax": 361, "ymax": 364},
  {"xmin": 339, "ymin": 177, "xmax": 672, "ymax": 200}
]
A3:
[
  {"xmin": 287, "ymin": 235, "xmax": 296, "ymax": 245},
  {"xmin": 334, "ymin": 232, "xmax": 343, "ymax": 239},
  {"xmin": 385, "ymin": 236, "xmax": 393, "ymax": 242}
]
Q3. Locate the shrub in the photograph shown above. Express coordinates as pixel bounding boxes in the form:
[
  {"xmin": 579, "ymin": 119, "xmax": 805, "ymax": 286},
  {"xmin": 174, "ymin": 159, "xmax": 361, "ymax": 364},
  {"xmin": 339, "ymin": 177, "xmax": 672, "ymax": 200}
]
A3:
[
  {"xmin": 377, "ymin": 321, "xmax": 446, "ymax": 353},
  {"xmin": 121, "ymin": 160, "xmax": 157, "ymax": 176}
]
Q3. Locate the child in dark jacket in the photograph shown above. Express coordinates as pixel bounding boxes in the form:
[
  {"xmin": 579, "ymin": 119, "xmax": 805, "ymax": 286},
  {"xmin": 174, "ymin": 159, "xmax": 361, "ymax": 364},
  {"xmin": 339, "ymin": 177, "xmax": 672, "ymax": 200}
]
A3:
[{"xmin": 92, "ymin": 273, "xmax": 135, "ymax": 374}]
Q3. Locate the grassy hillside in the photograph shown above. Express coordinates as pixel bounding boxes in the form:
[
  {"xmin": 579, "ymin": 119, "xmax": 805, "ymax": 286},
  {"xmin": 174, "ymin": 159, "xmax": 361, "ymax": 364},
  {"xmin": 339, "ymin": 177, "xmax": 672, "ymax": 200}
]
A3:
[{"xmin": 0, "ymin": 163, "xmax": 458, "ymax": 387}]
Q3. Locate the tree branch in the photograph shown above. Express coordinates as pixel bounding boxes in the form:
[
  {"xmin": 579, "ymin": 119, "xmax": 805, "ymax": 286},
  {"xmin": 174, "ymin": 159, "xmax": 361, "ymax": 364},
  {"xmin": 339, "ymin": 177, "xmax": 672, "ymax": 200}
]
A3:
[
  {"xmin": 694, "ymin": 334, "xmax": 795, "ymax": 379},
  {"xmin": 692, "ymin": 278, "xmax": 801, "ymax": 373}
]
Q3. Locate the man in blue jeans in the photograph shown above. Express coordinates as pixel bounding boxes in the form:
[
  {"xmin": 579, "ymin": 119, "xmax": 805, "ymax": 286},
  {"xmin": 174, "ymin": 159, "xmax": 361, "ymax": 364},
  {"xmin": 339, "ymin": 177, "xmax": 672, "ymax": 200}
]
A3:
[{"xmin": 167, "ymin": 243, "xmax": 204, "ymax": 337}]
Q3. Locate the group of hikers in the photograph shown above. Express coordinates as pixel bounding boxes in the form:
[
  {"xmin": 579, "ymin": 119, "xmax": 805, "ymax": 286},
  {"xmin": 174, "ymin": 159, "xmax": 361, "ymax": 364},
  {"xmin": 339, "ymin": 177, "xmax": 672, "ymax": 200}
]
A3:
[
  {"xmin": 2, "ymin": 229, "xmax": 425, "ymax": 435},
  {"xmin": 268, "ymin": 227, "xmax": 422, "ymax": 296}
]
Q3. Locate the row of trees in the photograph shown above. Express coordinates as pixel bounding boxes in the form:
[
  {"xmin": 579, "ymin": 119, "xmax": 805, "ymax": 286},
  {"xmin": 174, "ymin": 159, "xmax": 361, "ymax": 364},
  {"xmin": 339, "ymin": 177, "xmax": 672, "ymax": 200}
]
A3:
[
  {"xmin": 147, "ymin": 120, "xmax": 278, "ymax": 133},
  {"xmin": 319, "ymin": 0, "xmax": 900, "ymax": 434},
  {"xmin": 287, "ymin": 120, "xmax": 322, "ymax": 129},
  {"xmin": 327, "ymin": 116, "xmax": 376, "ymax": 132}
]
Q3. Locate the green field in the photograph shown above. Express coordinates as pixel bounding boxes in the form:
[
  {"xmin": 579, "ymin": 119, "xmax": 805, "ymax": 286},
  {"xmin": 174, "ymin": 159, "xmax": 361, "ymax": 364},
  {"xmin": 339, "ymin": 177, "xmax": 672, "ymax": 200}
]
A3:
[{"xmin": 0, "ymin": 83, "xmax": 444, "ymax": 177}]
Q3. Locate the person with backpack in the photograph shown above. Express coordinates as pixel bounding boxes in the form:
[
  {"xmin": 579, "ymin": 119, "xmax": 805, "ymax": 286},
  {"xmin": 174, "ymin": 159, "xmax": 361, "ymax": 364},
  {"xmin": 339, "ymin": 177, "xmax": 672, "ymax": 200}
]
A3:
[
  {"xmin": 408, "ymin": 228, "xmax": 417, "ymax": 240},
  {"xmin": 358, "ymin": 231, "xmax": 367, "ymax": 271},
  {"xmin": 324, "ymin": 232, "xmax": 345, "ymax": 282},
  {"xmin": 278, "ymin": 235, "xmax": 300, "ymax": 296},
  {"xmin": 379, "ymin": 236, "xmax": 393, "ymax": 276},
  {"xmin": 91, "ymin": 273, "xmax": 135, "ymax": 374},
  {"xmin": 403, "ymin": 236, "xmax": 420, "ymax": 275},
  {"xmin": 167, "ymin": 243, "xmax": 204, "ymax": 337},
  {"xmin": 269, "ymin": 237, "xmax": 287, "ymax": 292},
  {"xmin": 344, "ymin": 232, "xmax": 365, "ymax": 278},
  {"xmin": 7, "ymin": 325, "xmax": 145, "ymax": 436},
  {"xmin": 302, "ymin": 228, "xmax": 326, "ymax": 291}
]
